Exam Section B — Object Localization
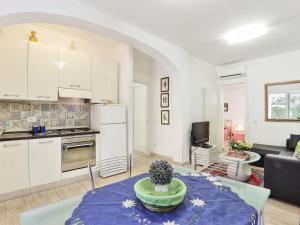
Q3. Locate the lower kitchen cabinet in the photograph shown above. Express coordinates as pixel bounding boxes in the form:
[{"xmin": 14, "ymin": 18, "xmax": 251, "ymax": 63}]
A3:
[
  {"xmin": 0, "ymin": 140, "xmax": 29, "ymax": 195},
  {"xmin": 29, "ymin": 137, "xmax": 61, "ymax": 186}
]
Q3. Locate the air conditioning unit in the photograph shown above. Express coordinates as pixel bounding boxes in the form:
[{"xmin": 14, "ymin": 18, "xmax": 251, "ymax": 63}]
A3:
[{"xmin": 217, "ymin": 64, "xmax": 246, "ymax": 79}]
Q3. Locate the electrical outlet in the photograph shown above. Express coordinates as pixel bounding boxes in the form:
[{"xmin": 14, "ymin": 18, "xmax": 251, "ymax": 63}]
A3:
[{"xmin": 27, "ymin": 116, "xmax": 37, "ymax": 123}]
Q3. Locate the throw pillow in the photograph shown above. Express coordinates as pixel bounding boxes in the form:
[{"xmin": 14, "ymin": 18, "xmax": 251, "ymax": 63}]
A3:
[
  {"xmin": 294, "ymin": 141, "xmax": 300, "ymax": 159},
  {"xmin": 289, "ymin": 134, "xmax": 300, "ymax": 150}
]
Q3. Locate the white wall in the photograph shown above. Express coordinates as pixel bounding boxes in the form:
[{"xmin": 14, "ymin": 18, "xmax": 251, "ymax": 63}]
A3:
[
  {"xmin": 224, "ymin": 51, "xmax": 300, "ymax": 146},
  {"xmin": 149, "ymin": 60, "xmax": 177, "ymax": 157},
  {"xmin": 190, "ymin": 57, "xmax": 217, "ymax": 123},
  {"xmin": 224, "ymin": 85, "xmax": 245, "ymax": 129},
  {"xmin": 133, "ymin": 52, "xmax": 218, "ymax": 160},
  {"xmin": 133, "ymin": 50, "xmax": 179, "ymax": 158},
  {"xmin": 133, "ymin": 83, "xmax": 148, "ymax": 153}
]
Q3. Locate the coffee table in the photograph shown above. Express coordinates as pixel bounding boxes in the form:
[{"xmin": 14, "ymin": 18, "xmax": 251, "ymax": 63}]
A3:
[{"xmin": 220, "ymin": 151, "xmax": 261, "ymax": 182}]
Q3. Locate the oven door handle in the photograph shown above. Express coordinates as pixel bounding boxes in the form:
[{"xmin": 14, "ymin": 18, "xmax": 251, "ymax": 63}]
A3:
[{"xmin": 63, "ymin": 142, "xmax": 95, "ymax": 150}]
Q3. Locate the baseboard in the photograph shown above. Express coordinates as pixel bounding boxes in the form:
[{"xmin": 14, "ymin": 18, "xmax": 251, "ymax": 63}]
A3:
[
  {"xmin": 150, "ymin": 152, "xmax": 172, "ymax": 160},
  {"xmin": 0, "ymin": 174, "xmax": 89, "ymax": 202},
  {"xmin": 150, "ymin": 153, "xmax": 190, "ymax": 167}
]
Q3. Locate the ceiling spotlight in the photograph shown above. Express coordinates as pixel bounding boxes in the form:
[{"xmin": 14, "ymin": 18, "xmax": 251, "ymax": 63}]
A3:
[{"xmin": 224, "ymin": 23, "xmax": 268, "ymax": 45}]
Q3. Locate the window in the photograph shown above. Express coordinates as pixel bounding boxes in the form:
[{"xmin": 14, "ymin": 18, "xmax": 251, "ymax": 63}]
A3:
[
  {"xmin": 269, "ymin": 93, "xmax": 288, "ymax": 119},
  {"xmin": 289, "ymin": 92, "xmax": 300, "ymax": 120},
  {"xmin": 266, "ymin": 81, "xmax": 300, "ymax": 121}
]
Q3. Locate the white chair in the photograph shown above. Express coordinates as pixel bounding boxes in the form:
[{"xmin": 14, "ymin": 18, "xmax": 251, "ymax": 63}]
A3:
[{"xmin": 88, "ymin": 154, "xmax": 133, "ymax": 190}]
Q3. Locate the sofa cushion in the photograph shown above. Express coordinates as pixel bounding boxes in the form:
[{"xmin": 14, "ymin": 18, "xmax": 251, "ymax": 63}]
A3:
[
  {"xmin": 251, "ymin": 144, "xmax": 285, "ymax": 155},
  {"xmin": 289, "ymin": 134, "xmax": 300, "ymax": 150}
]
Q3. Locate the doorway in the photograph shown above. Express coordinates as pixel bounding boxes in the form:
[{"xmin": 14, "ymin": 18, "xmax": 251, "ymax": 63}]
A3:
[
  {"xmin": 223, "ymin": 83, "xmax": 246, "ymax": 149},
  {"xmin": 133, "ymin": 82, "xmax": 149, "ymax": 154}
]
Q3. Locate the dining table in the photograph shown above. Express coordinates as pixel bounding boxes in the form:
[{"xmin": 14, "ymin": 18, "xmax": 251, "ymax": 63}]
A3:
[{"xmin": 21, "ymin": 166, "xmax": 270, "ymax": 225}]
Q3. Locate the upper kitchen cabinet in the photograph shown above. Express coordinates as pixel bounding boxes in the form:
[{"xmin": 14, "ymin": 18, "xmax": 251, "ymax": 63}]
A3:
[
  {"xmin": 28, "ymin": 42, "xmax": 59, "ymax": 101},
  {"xmin": 91, "ymin": 57, "xmax": 119, "ymax": 103},
  {"xmin": 0, "ymin": 38, "xmax": 28, "ymax": 100},
  {"xmin": 59, "ymin": 49, "xmax": 92, "ymax": 91}
]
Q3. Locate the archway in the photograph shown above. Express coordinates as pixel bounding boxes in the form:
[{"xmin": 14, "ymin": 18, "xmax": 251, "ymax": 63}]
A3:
[{"xmin": 0, "ymin": 10, "xmax": 188, "ymax": 163}]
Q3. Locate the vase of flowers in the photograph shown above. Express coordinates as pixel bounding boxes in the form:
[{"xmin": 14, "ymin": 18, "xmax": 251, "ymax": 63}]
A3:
[
  {"xmin": 149, "ymin": 160, "xmax": 173, "ymax": 193},
  {"xmin": 228, "ymin": 140, "xmax": 252, "ymax": 159}
]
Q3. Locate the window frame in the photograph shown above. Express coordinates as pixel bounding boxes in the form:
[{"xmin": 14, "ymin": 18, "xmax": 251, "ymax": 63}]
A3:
[{"xmin": 265, "ymin": 80, "xmax": 300, "ymax": 122}]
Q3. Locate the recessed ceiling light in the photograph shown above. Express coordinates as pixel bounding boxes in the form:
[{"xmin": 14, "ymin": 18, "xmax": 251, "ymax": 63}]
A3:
[{"xmin": 224, "ymin": 23, "xmax": 268, "ymax": 45}]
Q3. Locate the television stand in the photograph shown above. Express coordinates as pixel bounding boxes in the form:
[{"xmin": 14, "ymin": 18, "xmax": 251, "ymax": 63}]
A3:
[
  {"xmin": 190, "ymin": 144, "xmax": 219, "ymax": 168},
  {"xmin": 194, "ymin": 143, "xmax": 212, "ymax": 149}
]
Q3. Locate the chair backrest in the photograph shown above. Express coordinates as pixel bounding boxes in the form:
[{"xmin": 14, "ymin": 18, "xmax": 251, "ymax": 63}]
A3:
[
  {"xmin": 129, "ymin": 153, "xmax": 133, "ymax": 178},
  {"xmin": 219, "ymin": 158, "xmax": 240, "ymax": 180},
  {"xmin": 88, "ymin": 154, "xmax": 133, "ymax": 190},
  {"xmin": 88, "ymin": 162, "xmax": 101, "ymax": 191}
]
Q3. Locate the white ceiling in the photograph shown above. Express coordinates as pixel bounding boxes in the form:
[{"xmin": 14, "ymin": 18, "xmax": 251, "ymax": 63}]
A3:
[{"xmin": 77, "ymin": 0, "xmax": 300, "ymax": 65}]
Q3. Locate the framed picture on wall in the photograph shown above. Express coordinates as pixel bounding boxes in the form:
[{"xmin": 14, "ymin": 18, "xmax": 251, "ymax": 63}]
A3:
[
  {"xmin": 224, "ymin": 103, "xmax": 229, "ymax": 112},
  {"xmin": 161, "ymin": 77, "xmax": 169, "ymax": 92},
  {"xmin": 161, "ymin": 110, "xmax": 170, "ymax": 125},
  {"xmin": 161, "ymin": 93, "xmax": 169, "ymax": 108}
]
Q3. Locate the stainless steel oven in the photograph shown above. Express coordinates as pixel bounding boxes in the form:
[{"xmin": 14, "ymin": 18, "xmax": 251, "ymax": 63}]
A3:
[{"xmin": 61, "ymin": 134, "xmax": 96, "ymax": 172}]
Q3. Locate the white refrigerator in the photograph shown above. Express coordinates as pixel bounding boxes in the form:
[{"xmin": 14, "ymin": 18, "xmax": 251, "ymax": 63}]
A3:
[{"xmin": 91, "ymin": 104, "xmax": 128, "ymax": 177}]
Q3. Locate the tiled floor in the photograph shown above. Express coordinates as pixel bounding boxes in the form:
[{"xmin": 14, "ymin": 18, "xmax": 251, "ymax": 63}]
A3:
[{"xmin": 0, "ymin": 152, "xmax": 299, "ymax": 225}]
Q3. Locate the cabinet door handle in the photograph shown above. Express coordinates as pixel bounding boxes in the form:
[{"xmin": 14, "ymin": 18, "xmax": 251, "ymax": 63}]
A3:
[
  {"xmin": 37, "ymin": 96, "xmax": 50, "ymax": 99},
  {"xmin": 4, "ymin": 94, "xmax": 20, "ymax": 97},
  {"xmin": 38, "ymin": 140, "xmax": 53, "ymax": 144},
  {"xmin": 70, "ymin": 84, "xmax": 80, "ymax": 88},
  {"xmin": 3, "ymin": 143, "xmax": 21, "ymax": 148}
]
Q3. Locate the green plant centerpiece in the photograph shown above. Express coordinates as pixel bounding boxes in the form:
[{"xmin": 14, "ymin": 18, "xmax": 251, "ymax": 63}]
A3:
[
  {"xmin": 149, "ymin": 160, "xmax": 173, "ymax": 192},
  {"xmin": 134, "ymin": 160, "xmax": 187, "ymax": 212}
]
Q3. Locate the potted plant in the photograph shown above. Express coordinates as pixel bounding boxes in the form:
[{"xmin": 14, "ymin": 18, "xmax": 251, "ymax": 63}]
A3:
[
  {"xmin": 149, "ymin": 160, "xmax": 173, "ymax": 192},
  {"xmin": 228, "ymin": 140, "xmax": 252, "ymax": 159}
]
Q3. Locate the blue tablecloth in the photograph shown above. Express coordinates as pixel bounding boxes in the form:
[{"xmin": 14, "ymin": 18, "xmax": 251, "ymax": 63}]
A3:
[{"xmin": 66, "ymin": 173, "xmax": 258, "ymax": 225}]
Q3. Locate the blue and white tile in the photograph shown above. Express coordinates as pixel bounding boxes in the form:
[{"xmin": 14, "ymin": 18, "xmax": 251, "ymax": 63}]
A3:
[
  {"xmin": 59, "ymin": 119, "xmax": 66, "ymax": 127},
  {"xmin": 10, "ymin": 120, "xmax": 21, "ymax": 129},
  {"xmin": 50, "ymin": 120, "xmax": 59, "ymax": 127},
  {"xmin": 66, "ymin": 119, "xmax": 74, "ymax": 127},
  {"xmin": 31, "ymin": 103, "xmax": 41, "ymax": 112},
  {"xmin": 0, "ymin": 103, "xmax": 10, "ymax": 112},
  {"xmin": 0, "ymin": 112, "xmax": 10, "ymax": 121},
  {"xmin": 10, "ymin": 103, "xmax": 20, "ymax": 111},
  {"xmin": 41, "ymin": 104, "xmax": 50, "ymax": 112},
  {"xmin": 21, "ymin": 103, "xmax": 31, "ymax": 111},
  {"xmin": 21, "ymin": 111, "xmax": 30, "ymax": 120},
  {"xmin": 10, "ymin": 111, "xmax": 21, "ymax": 120}
]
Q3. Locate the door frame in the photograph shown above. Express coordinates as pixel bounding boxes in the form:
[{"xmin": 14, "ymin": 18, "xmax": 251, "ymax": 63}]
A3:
[
  {"xmin": 133, "ymin": 82, "xmax": 151, "ymax": 155},
  {"xmin": 217, "ymin": 78, "xmax": 247, "ymax": 149}
]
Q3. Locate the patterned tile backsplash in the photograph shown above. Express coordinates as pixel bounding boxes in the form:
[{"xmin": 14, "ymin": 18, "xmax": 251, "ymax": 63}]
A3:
[{"xmin": 0, "ymin": 101, "xmax": 90, "ymax": 131}]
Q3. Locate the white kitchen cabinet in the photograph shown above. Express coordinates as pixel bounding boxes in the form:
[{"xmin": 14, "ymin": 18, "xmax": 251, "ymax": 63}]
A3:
[
  {"xmin": 28, "ymin": 42, "xmax": 59, "ymax": 101},
  {"xmin": 91, "ymin": 57, "xmax": 118, "ymax": 103},
  {"xmin": 59, "ymin": 49, "xmax": 91, "ymax": 90},
  {"xmin": 0, "ymin": 38, "xmax": 28, "ymax": 100},
  {"xmin": 29, "ymin": 138, "xmax": 61, "ymax": 186},
  {"xmin": 0, "ymin": 140, "xmax": 29, "ymax": 195}
]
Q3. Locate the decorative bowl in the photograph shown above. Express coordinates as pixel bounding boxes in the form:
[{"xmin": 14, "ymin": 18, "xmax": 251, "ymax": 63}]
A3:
[{"xmin": 134, "ymin": 177, "xmax": 187, "ymax": 212}]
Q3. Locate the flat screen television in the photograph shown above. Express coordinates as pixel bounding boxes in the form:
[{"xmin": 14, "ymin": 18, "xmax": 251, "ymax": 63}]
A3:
[{"xmin": 191, "ymin": 121, "xmax": 209, "ymax": 145}]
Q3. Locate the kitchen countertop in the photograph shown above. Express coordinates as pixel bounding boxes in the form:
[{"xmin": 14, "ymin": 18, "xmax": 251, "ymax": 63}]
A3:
[{"xmin": 0, "ymin": 130, "xmax": 100, "ymax": 142}]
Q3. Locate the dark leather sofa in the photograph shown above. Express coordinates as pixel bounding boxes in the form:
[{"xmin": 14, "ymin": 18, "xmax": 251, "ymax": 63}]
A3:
[
  {"xmin": 250, "ymin": 139, "xmax": 294, "ymax": 167},
  {"xmin": 250, "ymin": 139, "xmax": 300, "ymax": 205},
  {"xmin": 264, "ymin": 154, "xmax": 300, "ymax": 205}
]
